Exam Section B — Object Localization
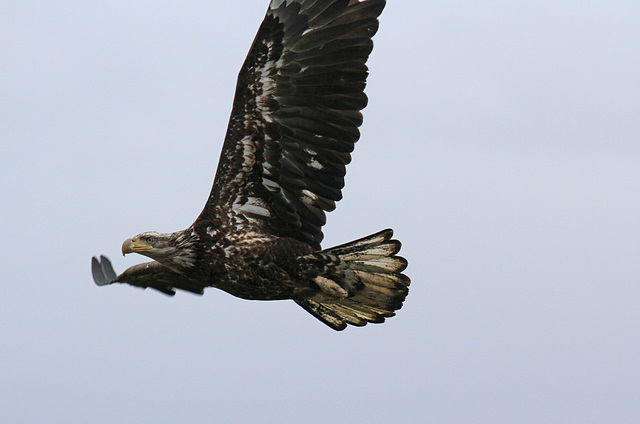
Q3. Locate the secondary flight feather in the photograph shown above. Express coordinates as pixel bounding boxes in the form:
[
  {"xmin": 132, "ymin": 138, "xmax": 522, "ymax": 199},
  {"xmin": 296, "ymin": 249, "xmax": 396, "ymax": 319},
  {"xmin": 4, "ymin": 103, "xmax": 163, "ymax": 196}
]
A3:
[{"xmin": 92, "ymin": 0, "xmax": 410, "ymax": 330}]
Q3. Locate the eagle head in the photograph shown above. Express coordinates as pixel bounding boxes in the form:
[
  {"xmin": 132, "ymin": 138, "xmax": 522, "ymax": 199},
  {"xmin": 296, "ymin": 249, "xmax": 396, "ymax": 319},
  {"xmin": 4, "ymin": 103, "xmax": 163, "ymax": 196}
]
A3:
[{"xmin": 122, "ymin": 230, "xmax": 197, "ymax": 268}]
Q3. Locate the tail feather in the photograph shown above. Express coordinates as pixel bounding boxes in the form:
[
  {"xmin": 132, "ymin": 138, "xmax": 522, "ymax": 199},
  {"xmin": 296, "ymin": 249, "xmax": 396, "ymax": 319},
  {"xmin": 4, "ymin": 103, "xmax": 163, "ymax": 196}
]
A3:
[
  {"xmin": 296, "ymin": 229, "xmax": 410, "ymax": 331},
  {"xmin": 296, "ymin": 299, "xmax": 352, "ymax": 330}
]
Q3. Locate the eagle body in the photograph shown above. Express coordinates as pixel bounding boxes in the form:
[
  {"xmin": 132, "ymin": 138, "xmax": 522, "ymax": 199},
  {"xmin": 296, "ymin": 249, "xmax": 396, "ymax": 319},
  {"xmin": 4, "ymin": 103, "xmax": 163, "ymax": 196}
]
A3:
[
  {"xmin": 92, "ymin": 0, "xmax": 410, "ymax": 331},
  {"xmin": 173, "ymin": 222, "xmax": 320, "ymax": 301}
]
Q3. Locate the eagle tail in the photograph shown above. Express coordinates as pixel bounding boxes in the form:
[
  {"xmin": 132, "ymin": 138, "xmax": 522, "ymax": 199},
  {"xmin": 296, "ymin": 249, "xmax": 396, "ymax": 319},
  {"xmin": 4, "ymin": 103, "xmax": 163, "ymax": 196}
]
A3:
[{"xmin": 296, "ymin": 229, "xmax": 410, "ymax": 331}]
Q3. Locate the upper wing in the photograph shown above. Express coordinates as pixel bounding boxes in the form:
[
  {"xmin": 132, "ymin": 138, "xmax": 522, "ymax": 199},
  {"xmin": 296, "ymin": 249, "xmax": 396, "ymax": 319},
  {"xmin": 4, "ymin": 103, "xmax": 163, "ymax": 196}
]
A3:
[
  {"xmin": 91, "ymin": 255, "xmax": 205, "ymax": 296},
  {"xmin": 197, "ymin": 0, "xmax": 386, "ymax": 250}
]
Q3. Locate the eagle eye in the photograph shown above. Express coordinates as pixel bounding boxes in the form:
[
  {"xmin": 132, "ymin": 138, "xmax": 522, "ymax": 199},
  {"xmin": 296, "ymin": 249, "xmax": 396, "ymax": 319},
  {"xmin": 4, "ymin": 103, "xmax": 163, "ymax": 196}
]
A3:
[{"xmin": 146, "ymin": 236, "xmax": 156, "ymax": 244}]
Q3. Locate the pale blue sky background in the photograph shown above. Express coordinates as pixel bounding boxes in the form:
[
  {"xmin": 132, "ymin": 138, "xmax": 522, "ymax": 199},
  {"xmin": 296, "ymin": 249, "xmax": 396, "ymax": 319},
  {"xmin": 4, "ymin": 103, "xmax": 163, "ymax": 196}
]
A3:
[{"xmin": 1, "ymin": 1, "xmax": 639, "ymax": 423}]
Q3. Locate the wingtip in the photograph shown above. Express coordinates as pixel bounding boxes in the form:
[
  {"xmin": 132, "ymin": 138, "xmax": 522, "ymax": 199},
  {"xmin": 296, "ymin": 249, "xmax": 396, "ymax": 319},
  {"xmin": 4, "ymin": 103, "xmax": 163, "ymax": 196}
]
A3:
[{"xmin": 91, "ymin": 255, "xmax": 117, "ymax": 286}]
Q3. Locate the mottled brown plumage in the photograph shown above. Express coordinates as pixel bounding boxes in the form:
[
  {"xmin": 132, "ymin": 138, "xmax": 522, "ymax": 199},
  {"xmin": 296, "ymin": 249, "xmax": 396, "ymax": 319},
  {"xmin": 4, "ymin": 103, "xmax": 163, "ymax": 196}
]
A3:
[{"xmin": 92, "ymin": 0, "xmax": 410, "ymax": 330}]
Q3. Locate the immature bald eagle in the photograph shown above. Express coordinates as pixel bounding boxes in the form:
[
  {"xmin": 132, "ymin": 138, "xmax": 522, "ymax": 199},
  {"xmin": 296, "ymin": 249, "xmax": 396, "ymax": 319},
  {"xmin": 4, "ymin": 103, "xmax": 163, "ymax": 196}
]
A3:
[{"xmin": 91, "ymin": 0, "xmax": 409, "ymax": 330}]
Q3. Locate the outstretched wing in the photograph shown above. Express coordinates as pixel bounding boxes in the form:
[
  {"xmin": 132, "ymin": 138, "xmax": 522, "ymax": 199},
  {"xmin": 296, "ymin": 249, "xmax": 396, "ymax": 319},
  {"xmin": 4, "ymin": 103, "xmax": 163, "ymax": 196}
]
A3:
[
  {"xmin": 198, "ymin": 0, "xmax": 386, "ymax": 250},
  {"xmin": 91, "ymin": 255, "xmax": 205, "ymax": 296}
]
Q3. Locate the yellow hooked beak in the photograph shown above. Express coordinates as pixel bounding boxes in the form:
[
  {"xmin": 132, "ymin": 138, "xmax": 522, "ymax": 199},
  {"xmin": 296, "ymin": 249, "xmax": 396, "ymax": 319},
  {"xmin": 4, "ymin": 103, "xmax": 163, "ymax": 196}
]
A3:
[{"xmin": 122, "ymin": 238, "xmax": 153, "ymax": 255}]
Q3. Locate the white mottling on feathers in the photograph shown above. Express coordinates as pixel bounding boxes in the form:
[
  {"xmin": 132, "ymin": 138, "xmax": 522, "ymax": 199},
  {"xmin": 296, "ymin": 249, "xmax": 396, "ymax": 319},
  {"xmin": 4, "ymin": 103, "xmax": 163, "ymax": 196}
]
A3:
[
  {"xmin": 262, "ymin": 177, "xmax": 280, "ymax": 192},
  {"xmin": 301, "ymin": 189, "xmax": 319, "ymax": 206},
  {"xmin": 260, "ymin": 75, "xmax": 276, "ymax": 93},
  {"xmin": 174, "ymin": 228, "xmax": 196, "ymax": 245},
  {"xmin": 234, "ymin": 196, "xmax": 272, "ymax": 220},
  {"xmin": 254, "ymin": 37, "xmax": 284, "ymax": 115},
  {"xmin": 172, "ymin": 250, "xmax": 196, "ymax": 268},
  {"xmin": 229, "ymin": 135, "xmax": 256, "ymax": 188},
  {"xmin": 308, "ymin": 158, "xmax": 323, "ymax": 170},
  {"xmin": 223, "ymin": 244, "xmax": 236, "ymax": 260},
  {"xmin": 262, "ymin": 162, "xmax": 277, "ymax": 178},
  {"xmin": 222, "ymin": 231, "xmax": 275, "ymax": 258},
  {"xmin": 154, "ymin": 245, "xmax": 196, "ymax": 269},
  {"xmin": 239, "ymin": 203, "xmax": 272, "ymax": 219}
]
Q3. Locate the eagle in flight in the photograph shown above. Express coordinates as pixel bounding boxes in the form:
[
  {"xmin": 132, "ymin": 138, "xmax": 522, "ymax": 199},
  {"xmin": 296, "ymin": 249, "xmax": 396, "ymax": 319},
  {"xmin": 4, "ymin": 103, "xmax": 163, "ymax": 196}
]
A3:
[{"xmin": 92, "ymin": 0, "xmax": 409, "ymax": 330}]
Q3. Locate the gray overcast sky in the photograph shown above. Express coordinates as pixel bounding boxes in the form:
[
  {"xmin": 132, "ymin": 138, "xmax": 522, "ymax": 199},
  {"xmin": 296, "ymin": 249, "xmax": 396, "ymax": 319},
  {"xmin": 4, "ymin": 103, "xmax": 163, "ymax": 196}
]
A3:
[{"xmin": 1, "ymin": 1, "xmax": 639, "ymax": 423}]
